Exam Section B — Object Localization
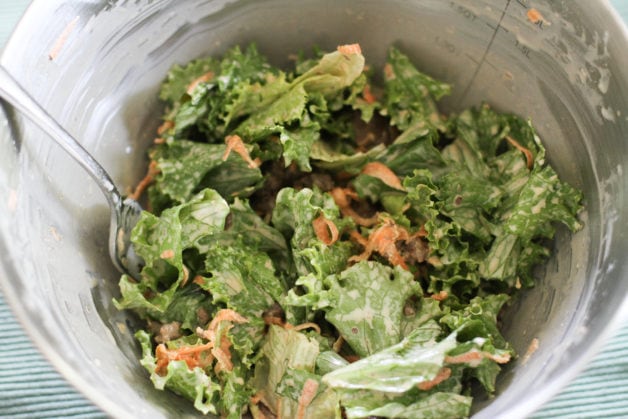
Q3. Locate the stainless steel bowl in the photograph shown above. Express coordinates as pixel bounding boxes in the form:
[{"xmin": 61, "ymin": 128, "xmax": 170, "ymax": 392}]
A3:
[{"xmin": 1, "ymin": 1, "xmax": 627, "ymax": 417}]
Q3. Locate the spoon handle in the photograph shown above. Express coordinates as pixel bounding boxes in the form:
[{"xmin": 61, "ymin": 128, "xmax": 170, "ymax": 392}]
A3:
[{"xmin": 0, "ymin": 65, "xmax": 122, "ymax": 211}]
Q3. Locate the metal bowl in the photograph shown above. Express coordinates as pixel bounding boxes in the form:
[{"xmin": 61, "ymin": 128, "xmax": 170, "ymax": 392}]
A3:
[{"xmin": 1, "ymin": 1, "xmax": 627, "ymax": 417}]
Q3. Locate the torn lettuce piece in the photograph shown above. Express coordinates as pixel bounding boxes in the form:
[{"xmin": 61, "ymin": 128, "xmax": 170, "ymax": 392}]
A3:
[
  {"xmin": 251, "ymin": 325, "xmax": 340, "ymax": 418},
  {"xmin": 220, "ymin": 198, "xmax": 293, "ymax": 276},
  {"xmin": 500, "ymin": 165, "xmax": 583, "ymax": 240},
  {"xmin": 271, "ymin": 187, "xmax": 351, "ymax": 255},
  {"xmin": 160, "ymin": 44, "xmax": 277, "ymax": 140},
  {"xmin": 199, "ymin": 243, "xmax": 284, "ymax": 315},
  {"xmin": 149, "ymin": 140, "xmax": 262, "ymax": 209},
  {"xmin": 381, "ymin": 46, "xmax": 451, "ymax": 133},
  {"xmin": 288, "ymin": 261, "xmax": 421, "ymax": 357},
  {"xmin": 323, "ymin": 321, "xmax": 453, "ymax": 393},
  {"xmin": 378, "ymin": 124, "xmax": 446, "ymax": 178},
  {"xmin": 136, "ymin": 330, "xmax": 221, "ymax": 415},
  {"xmin": 230, "ymin": 47, "xmax": 365, "ymax": 171},
  {"xmin": 439, "ymin": 294, "xmax": 512, "ymax": 353},
  {"xmin": 159, "ymin": 56, "xmax": 220, "ymax": 104},
  {"xmin": 310, "ymin": 142, "xmax": 386, "ymax": 174},
  {"xmin": 195, "ymin": 241, "xmax": 286, "ymax": 363},
  {"xmin": 342, "ymin": 391, "xmax": 472, "ymax": 419},
  {"xmin": 114, "ymin": 189, "xmax": 229, "ymax": 315}
]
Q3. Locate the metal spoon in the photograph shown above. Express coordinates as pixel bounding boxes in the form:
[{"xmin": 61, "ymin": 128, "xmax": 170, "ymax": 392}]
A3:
[{"xmin": 0, "ymin": 66, "xmax": 144, "ymax": 279}]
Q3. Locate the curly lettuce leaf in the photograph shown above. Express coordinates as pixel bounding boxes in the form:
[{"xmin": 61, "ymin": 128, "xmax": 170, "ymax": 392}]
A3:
[
  {"xmin": 323, "ymin": 321, "xmax": 453, "ymax": 393},
  {"xmin": 231, "ymin": 47, "xmax": 365, "ymax": 171},
  {"xmin": 160, "ymin": 44, "xmax": 276, "ymax": 140},
  {"xmin": 136, "ymin": 330, "xmax": 221, "ymax": 415},
  {"xmin": 342, "ymin": 391, "xmax": 472, "ymax": 419},
  {"xmin": 381, "ymin": 46, "xmax": 451, "ymax": 132},
  {"xmin": 272, "ymin": 187, "xmax": 353, "ymax": 276},
  {"xmin": 251, "ymin": 325, "xmax": 340, "ymax": 418},
  {"xmin": 288, "ymin": 261, "xmax": 421, "ymax": 357},
  {"xmin": 148, "ymin": 140, "xmax": 262, "ymax": 210},
  {"xmin": 114, "ymin": 189, "xmax": 229, "ymax": 315}
]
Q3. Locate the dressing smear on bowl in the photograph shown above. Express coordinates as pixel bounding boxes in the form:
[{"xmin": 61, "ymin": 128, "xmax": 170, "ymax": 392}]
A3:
[{"xmin": 113, "ymin": 43, "xmax": 582, "ymax": 418}]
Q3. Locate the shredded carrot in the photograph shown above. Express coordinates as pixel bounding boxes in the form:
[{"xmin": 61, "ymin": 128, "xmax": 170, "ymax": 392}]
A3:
[
  {"xmin": 207, "ymin": 308, "xmax": 249, "ymax": 332},
  {"xmin": 312, "ymin": 214, "xmax": 339, "ymax": 245},
  {"xmin": 330, "ymin": 187, "xmax": 379, "ymax": 227},
  {"xmin": 160, "ymin": 249, "xmax": 175, "ymax": 259},
  {"xmin": 487, "ymin": 352, "xmax": 511, "ymax": 364},
  {"xmin": 349, "ymin": 230, "xmax": 369, "ymax": 247},
  {"xmin": 526, "ymin": 8, "xmax": 543, "ymax": 24},
  {"xmin": 417, "ymin": 367, "xmax": 452, "ymax": 391},
  {"xmin": 250, "ymin": 392, "xmax": 264, "ymax": 405},
  {"xmin": 343, "ymin": 354, "xmax": 361, "ymax": 363},
  {"xmin": 361, "ymin": 162, "xmax": 404, "ymax": 190},
  {"xmin": 430, "ymin": 290, "xmax": 448, "ymax": 301},
  {"xmin": 128, "ymin": 160, "xmax": 160, "ymax": 201},
  {"xmin": 154, "ymin": 341, "xmax": 214, "ymax": 375},
  {"xmin": 154, "ymin": 309, "xmax": 246, "ymax": 377},
  {"xmin": 222, "ymin": 134, "xmax": 261, "ymax": 169},
  {"xmin": 337, "ymin": 43, "xmax": 362, "ymax": 55},
  {"xmin": 445, "ymin": 350, "xmax": 483, "ymax": 365},
  {"xmin": 349, "ymin": 218, "xmax": 410, "ymax": 270},
  {"xmin": 157, "ymin": 120, "xmax": 174, "ymax": 135},
  {"xmin": 181, "ymin": 265, "xmax": 190, "ymax": 286},
  {"xmin": 186, "ymin": 71, "xmax": 214, "ymax": 95},
  {"xmin": 212, "ymin": 346, "xmax": 234, "ymax": 373},
  {"xmin": 445, "ymin": 349, "xmax": 511, "ymax": 365},
  {"xmin": 362, "ymin": 84, "xmax": 377, "ymax": 104},
  {"xmin": 296, "ymin": 379, "xmax": 320, "ymax": 419},
  {"xmin": 506, "ymin": 135, "xmax": 534, "ymax": 170},
  {"xmin": 276, "ymin": 398, "xmax": 283, "ymax": 419}
]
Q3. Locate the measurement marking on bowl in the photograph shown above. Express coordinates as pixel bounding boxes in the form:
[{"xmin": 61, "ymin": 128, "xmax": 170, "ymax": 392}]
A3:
[
  {"xmin": 459, "ymin": 0, "xmax": 512, "ymax": 102},
  {"xmin": 458, "ymin": 0, "xmax": 553, "ymax": 102}
]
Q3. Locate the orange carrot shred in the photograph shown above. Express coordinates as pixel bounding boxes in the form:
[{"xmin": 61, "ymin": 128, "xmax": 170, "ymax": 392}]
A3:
[
  {"xmin": 337, "ymin": 43, "xmax": 362, "ymax": 55},
  {"xmin": 296, "ymin": 379, "xmax": 320, "ymax": 419},
  {"xmin": 186, "ymin": 71, "xmax": 214, "ymax": 95},
  {"xmin": 157, "ymin": 120, "xmax": 174, "ymax": 135},
  {"xmin": 417, "ymin": 367, "xmax": 452, "ymax": 391},
  {"xmin": 212, "ymin": 346, "xmax": 234, "ymax": 373},
  {"xmin": 330, "ymin": 187, "xmax": 379, "ymax": 227},
  {"xmin": 361, "ymin": 162, "xmax": 404, "ymax": 190},
  {"xmin": 128, "ymin": 160, "xmax": 160, "ymax": 201},
  {"xmin": 431, "ymin": 290, "xmax": 448, "ymax": 301},
  {"xmin": 526, "ymin": 8, "xmax": 543, "ymax": 24},
  {"xmin": 445, "ymin": 350, "xmax": 483, "ymax": 365},
  {"xmin": 207, "ymin": 309, "xmax": 249, "ymax": 331},
  {"xmin": 223, "ymin": 134, "xmax": 261, "ymax": 169},
  {"xmin": 312, "ymin": 214, "xmax": 339, "ymax": 245},
  {"xmin": 445, "ymin": 349, "xmax": 511, "ymax": 365},
  {"xmin": 349, "ymin": 219, "xmax": 410, "ymax": 270},
  {"xmin": 160, "ymin": 249, "xmax": 175, "ymax": 259},
  {"xmin": 506, "ymin": 135, "xmax": 534, "ymax": 170},
  {"xmin": 362, "ymin": 84, "xmax": 377, "ymax": 104}
]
